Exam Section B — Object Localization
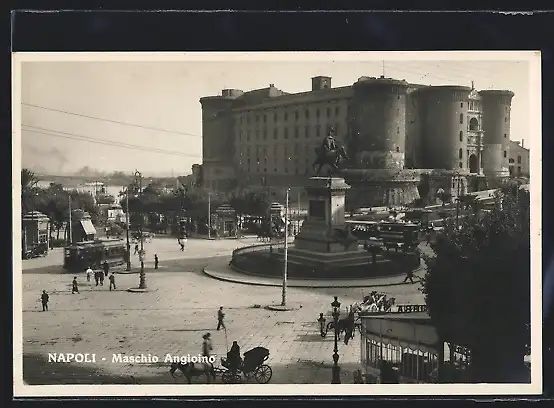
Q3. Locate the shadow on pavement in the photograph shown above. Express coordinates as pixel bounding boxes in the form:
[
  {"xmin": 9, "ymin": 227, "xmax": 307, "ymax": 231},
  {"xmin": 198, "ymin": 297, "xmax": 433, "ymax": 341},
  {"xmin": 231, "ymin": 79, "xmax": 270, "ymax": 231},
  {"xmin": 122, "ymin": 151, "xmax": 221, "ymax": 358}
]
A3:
[
  {"xmin": 22, "ymin": 256, "xmax": 230, "ymax": 275},
  {"xmin": 23, "ymin": 353, "xmax": 360, "ymax": 385}
]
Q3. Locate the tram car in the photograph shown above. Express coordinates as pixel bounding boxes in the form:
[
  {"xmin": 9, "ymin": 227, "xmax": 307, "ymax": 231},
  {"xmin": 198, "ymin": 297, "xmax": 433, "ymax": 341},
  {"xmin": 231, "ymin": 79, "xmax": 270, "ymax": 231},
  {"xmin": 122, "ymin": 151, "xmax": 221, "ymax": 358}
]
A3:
[
  {"xmin": 63, "ymin": 238, "xmax": 127, "ymax": 272},
  {"xmin": 345, "ymin": 220, "xmax": 420, "ymax": 249}
]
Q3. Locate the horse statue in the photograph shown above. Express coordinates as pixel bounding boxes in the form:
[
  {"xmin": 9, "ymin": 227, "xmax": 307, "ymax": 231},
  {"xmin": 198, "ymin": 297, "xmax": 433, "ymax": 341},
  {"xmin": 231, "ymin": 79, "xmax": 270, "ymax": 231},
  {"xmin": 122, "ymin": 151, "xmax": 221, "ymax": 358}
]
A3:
[
  {"xmin": 170, "ymin": 361, "xmax": 216, "ymax": 384},
  {"xmin": 312, "ymin": 128, "xmax": 350, "ymax": 177}
]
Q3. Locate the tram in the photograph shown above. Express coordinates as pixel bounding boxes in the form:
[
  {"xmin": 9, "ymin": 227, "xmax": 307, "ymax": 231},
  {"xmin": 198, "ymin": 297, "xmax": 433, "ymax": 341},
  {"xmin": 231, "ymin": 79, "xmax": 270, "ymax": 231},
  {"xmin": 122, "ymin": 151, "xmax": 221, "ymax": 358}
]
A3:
[
  {"xmin": 63, "ymin": 238, "xmax": 127, "ymax": 272},
  {"xmin": 345, "ymin": 220, "xmax": 420, "ymax": 249}
]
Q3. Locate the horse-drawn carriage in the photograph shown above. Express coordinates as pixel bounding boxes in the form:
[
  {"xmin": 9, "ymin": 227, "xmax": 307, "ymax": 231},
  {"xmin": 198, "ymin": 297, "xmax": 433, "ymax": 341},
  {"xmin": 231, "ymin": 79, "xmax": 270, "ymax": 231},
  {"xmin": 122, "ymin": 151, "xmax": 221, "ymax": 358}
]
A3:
[
  {"xmin": 318, "ymin": 292, "xmax": 397, "ymax": 343},
  {"xmin": 218, "ymin": 346, "xmax": 272, "ymax": 384},
  {"xmin": 170, "ymin": 346, "xmax": 272, "ymax": 384}
]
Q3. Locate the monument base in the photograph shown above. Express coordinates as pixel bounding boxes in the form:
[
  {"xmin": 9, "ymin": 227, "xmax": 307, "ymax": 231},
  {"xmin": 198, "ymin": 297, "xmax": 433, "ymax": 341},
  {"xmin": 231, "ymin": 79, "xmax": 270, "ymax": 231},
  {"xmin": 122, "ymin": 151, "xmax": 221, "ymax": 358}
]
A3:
[{"xmin": 277, "ymin": 247, "xmax": 373, "ymax": 270}]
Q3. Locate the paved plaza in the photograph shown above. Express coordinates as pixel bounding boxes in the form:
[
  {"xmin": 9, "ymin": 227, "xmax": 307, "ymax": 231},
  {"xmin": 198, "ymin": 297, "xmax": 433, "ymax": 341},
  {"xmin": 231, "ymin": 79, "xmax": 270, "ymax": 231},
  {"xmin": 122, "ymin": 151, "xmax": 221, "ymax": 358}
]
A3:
[{"xmin": 20, "ymin": 238, "xmax": 425, "ymax": 385}]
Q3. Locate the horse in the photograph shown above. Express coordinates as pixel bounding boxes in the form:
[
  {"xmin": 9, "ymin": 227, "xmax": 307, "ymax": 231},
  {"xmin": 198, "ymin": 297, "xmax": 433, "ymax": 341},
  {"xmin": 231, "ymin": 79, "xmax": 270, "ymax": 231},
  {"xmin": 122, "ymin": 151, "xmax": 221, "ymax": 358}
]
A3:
[
  {"xmin": 312, "ymin": 144, "xmax": 350, "ymax": 176},
  {"xmin": 169, "ymin": 362, "xmax": 216, "ymax": 384},
  {"xmin": 327, "ymin": 311, "xmax": 357, "ymax": 341}
]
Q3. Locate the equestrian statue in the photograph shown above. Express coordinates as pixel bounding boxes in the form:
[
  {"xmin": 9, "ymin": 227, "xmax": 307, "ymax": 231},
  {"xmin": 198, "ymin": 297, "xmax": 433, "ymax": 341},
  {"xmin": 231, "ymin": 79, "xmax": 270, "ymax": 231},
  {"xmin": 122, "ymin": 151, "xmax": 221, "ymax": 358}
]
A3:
[{"xmin": 312, "ymin": 127, "xmax": 350, "ymax": 177}]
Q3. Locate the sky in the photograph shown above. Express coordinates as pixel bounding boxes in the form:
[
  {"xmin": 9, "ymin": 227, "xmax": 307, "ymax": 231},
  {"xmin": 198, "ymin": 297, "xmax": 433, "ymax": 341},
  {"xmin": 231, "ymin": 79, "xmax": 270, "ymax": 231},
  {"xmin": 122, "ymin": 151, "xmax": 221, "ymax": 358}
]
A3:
[{"xmin": 18, "ymin": 55, "xmax": 533, "ymax": 178}]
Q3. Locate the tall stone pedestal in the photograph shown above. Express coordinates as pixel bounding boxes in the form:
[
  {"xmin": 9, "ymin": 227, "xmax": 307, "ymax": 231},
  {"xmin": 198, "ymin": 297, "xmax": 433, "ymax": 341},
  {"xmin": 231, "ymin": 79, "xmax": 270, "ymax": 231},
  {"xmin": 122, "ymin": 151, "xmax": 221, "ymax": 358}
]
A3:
[{"xmin": 284, "ymin": 177, "xmax": 371, "ymax": 269}]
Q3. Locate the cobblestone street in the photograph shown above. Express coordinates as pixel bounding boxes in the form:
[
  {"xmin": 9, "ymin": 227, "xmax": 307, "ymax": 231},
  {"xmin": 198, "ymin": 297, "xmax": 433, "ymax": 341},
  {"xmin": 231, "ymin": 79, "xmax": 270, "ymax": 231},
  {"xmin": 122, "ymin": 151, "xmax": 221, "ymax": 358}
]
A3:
[{"xmin": 20, "ymin": 241, "xmax": 424, "ymax": 385}]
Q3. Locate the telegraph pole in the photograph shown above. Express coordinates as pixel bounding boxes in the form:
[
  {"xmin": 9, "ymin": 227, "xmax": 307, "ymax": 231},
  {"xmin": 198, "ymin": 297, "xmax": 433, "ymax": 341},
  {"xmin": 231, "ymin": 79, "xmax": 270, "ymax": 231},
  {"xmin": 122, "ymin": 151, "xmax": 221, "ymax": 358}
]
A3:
[
  {"xmin": 281, "ymin": 188, "xmax": 289, "ymax": 307},
  {"xmin": 68, "ymin": 195, "xmax": 72, "ymax": 244}
]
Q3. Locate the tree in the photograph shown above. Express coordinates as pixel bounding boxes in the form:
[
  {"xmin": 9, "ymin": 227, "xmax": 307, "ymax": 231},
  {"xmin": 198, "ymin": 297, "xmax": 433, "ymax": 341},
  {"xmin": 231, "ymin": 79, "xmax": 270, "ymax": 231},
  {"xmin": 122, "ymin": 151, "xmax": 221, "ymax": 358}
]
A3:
[
  {"xmin": 421, "ymin": 186, "xmax": 530, "ymax": 383},
  {"xmin": 21, "ymin": 168, "xmax": 40, "ymax": 213},
  {"xmin": 96, "ymin": 194, "xmax": 115, "ymax": 205}
]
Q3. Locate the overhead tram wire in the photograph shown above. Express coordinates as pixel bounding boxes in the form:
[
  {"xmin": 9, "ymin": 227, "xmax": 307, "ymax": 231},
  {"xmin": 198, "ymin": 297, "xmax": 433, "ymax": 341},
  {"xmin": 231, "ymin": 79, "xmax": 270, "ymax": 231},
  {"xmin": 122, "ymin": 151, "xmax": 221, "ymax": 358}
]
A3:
[
  {"xmin": 22, "ymin": 125, "xmax": 201, "ymax": 159},
  {"xmin": 366, "ymin": 61, "xmax": 496, "ymax": 85},
  {"xmin": 21, "ymin": 103, "xmax": 202, "ymax": 139}
]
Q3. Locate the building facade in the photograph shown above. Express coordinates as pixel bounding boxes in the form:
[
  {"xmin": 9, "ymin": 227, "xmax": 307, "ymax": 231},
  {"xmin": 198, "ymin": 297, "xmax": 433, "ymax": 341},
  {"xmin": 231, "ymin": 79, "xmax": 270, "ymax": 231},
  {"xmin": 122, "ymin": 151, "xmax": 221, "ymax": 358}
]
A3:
[
  {"xmin": 508, "ymin": 139, "xmax": 530, "ymax": 177},
  {"xmin": 200, "ymin": 76, "xmax": 515, "ymax": 191}
]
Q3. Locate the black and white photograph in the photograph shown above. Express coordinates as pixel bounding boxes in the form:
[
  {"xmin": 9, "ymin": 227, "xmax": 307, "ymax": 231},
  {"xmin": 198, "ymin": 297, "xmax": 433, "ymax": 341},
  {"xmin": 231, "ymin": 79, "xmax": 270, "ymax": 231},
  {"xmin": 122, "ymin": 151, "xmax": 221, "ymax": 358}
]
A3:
[{"xmin": 12, "ymin": 51, "xmax": 541, "ymax": 396}]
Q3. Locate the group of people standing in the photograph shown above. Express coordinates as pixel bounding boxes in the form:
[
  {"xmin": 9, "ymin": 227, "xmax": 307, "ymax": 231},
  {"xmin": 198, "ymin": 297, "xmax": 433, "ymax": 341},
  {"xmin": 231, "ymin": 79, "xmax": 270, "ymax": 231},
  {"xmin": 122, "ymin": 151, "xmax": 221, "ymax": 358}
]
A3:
[{"xmin": 85, "ymin": 261, "xmax": 116, "ymax": 290}]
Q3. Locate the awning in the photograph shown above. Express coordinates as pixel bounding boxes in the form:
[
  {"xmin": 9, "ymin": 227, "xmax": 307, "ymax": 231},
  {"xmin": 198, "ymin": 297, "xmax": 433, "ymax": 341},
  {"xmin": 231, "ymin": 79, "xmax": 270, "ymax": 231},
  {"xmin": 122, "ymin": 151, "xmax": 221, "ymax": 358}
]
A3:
[{"xmin": 80, "ymin": 220, "xmax": 97, "ymax": 235}]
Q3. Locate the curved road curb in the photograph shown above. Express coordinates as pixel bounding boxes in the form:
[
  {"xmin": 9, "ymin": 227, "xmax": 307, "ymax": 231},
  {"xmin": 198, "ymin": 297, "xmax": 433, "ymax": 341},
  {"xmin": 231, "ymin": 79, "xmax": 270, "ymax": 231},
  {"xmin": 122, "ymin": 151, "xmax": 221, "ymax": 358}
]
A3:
[{"xmin": 203, "ymin": 258, "xmax": 423, "ymax": 289}]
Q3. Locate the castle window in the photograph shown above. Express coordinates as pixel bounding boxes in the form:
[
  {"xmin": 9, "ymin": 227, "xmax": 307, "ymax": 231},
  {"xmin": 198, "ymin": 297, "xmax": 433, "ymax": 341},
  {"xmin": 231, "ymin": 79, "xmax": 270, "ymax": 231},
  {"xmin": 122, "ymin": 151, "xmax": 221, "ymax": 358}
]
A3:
[
  {"xmin": 459, "ymin": 148, "xmax": 463, "ymax": 159},
  {"xmin": 263, "ymin": 129, "xmax": 267, "ymax": 140},
  {"xmin": 316, "ymin": 125, "xmax": 320, "ymax": 137},
  {"xmin": 397, "ymin": 127, "xmax": 400, "ymax": 134},
  {"xmin": 326, "ymin": 107, "xmax": 331, "ymax": 117},
  {"xmin": 504, "ymin": 133, "xmax": 507, "ymax": 138},
  {"xmin": 459, "ymin": 131, "xmax": 463, "ymax": 142},
  {"xmin": 505, "ymin": 117, "xmax": 508, "ymax": 123},
  {"xmin": 256, "ymin": 115, "xmax": 259, "ymax": 123},
  {"xmin": 335, "ymin": 106, "xmax": 340, "ymax": 116},
  {"xmin": 284, "ymin": 112, "xmax": 288, "ymax": 121},
  {"xmin": 504, "ymin": 150, "xmax": 507, "ymax": 158},
  {"xmin": 396, "ymin": 146, "xmax": 400, "ymax": 153},
  {"xmin": 460, "ymin": 113, "xmax": 464, "ymax": 124},
  {"xmin": 273, "ymin": 129, "xmax": 278, "ymax": 139},
  {"xmin": 305, "ymin": 109, "xmax": 310, "ymax": 119},
  {"xmin": 294, "ymin": 127, "xmax": 299, "ymax": 138},
  {"xmin": 274, "ymin": 112, "xmax": 278, "ymax": 121},
  {"xmin": 295, "ymin": 111, "xmax": 299, "ymax": 121},
  {"xmin": 460, "ymin": 102, "xmax": 464, "ymax": 108},
  {"xmin": 305, "ymin": 126, "xmax": 310, "ymax": 138},
  {"xmin": 459, "ymin": 162, "xmax": 463, "ymax": 168},
  {"xmin": 284, "ymin": 128, "xmax": 289, "ymax": 139},
  {"xmin": 316, "ymin": 108, "xmax": 320, "ymax": 118},
  {"xmin": 246, "ymin": 130, "xmax": 250, "ymax": 141},
  {"xmin": 517, "ymin": 155, "xmax": 522, "ymax": 164},
  {"xmin": 263, "ymin": 114, "xmax": 267, "ymax": 123}
]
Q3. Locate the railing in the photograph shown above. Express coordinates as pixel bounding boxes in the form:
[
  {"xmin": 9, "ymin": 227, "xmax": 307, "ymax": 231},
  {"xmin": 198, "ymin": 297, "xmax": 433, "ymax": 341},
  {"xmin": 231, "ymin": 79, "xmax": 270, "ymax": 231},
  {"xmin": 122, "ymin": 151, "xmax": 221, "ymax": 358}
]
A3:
[{"xmin": 231, "ymin": 241, "xmax": 286, "ymax": 261}]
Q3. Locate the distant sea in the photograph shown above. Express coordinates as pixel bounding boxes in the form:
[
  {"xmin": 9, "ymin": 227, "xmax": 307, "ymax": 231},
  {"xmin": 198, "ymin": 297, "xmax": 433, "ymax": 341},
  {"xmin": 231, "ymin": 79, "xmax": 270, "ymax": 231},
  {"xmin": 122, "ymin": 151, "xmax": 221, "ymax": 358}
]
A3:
[{"xmin": 36, "ymin": 180, "xmax": 126, "ymax": 198}]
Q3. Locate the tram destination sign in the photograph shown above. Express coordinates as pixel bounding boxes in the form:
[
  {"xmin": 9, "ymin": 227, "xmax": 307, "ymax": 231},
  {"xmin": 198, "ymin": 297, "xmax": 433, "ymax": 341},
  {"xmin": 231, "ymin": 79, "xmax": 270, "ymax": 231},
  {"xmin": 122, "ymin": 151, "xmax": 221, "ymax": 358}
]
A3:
[{"xmin": 395, "ymin": 304, "xmax": 427, "ymax": 313}]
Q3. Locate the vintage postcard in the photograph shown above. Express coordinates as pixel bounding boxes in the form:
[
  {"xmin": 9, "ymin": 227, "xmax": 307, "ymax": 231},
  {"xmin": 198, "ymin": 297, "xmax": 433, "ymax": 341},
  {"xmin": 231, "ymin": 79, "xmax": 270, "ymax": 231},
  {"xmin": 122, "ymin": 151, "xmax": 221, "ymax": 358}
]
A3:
[{"xmin": 12, "ymin": 51, "xmax": 542, "ymax": 397}]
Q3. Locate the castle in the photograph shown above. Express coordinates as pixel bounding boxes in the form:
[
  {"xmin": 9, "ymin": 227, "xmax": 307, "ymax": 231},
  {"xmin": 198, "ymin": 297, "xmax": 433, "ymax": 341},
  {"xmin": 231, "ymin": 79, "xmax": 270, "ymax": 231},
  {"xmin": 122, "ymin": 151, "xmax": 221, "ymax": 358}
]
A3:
[{"xmin": 199, "ymin": 75, "xmax": 518, "ymax": 207}]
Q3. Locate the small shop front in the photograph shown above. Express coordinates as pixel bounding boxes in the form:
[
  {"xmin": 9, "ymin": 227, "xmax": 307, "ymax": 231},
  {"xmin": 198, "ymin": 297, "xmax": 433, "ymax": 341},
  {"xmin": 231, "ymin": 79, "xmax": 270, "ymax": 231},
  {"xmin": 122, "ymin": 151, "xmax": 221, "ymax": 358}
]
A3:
[
  {"xmin": 360, "ymin": 310, "xmax": 441, "ymax": 384},
  {"xmin": 359, "ymin": 308, "xmax": 475, "ymax": 384}
]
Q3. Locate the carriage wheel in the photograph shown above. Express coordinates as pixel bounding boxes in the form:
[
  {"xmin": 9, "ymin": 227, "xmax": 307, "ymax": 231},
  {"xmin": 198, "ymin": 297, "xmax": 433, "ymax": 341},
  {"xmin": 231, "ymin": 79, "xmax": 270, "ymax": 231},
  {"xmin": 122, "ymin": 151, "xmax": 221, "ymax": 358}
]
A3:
[{"xmin": 254, "ymin": 364, "xmax": 272, "ymax": 384}]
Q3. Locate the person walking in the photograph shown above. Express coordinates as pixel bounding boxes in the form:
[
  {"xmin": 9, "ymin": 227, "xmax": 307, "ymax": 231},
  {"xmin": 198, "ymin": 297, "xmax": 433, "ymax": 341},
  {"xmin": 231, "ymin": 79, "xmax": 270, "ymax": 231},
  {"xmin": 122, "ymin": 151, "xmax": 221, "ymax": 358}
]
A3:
[
  {"xmin": 102, "ymin": 260, "xmax": 110, "ymax": 277},
  {"xmin": 72, "ymin": 277, "xmax": 79, "ymax": 294},
  {"xmin": 94, "ymin": 270, "xmax": 100, "ymax": 286},
  {"xmin": 154, "ymin": 254, "xmax": 159, "ymax": 270},
  {"xmin": 134, "ymin": 243, "xmax": 139, "ymax": 255},
  {"xmin": 86, "ymin": 266, "xmax": 93, "ymax": 282},
  {"xmin": 99, "ymin": 271, "xmax": 105, "ymax": 286},
  {"xmin": 403, "ymin": 268, "xmax": 415, "ymax": 284},
  {"xmin": 40, "ymin": 290, "xmax": 49, "ymax": 311},
  {"xmin": 109, "ymin": 273, "xmax": 116, "ymax": 291},
  {"xmin": 217, "ymin": 306, "xmax": 226, "ymax": 331}
]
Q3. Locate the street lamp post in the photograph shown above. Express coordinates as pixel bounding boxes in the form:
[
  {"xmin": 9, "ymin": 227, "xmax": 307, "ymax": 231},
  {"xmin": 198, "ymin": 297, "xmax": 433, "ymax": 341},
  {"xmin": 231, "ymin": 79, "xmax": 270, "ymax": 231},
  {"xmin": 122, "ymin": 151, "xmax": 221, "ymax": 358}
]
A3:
[
  {"xmin": 281, "ymin": 188, "xmax": 290, "ymax": 307},
  {"xmin": 331, "ymin": 296, "xmax": 341, "ymax": 384},
  {"xmin": 208, "ymin": 192, "xmax": 211, "ymax": 239},
  {"xmin": 134, "ymin": 170, "xmax": 146, "ymax": 289},
  {"xmin": 125, "ymin": 187, "xmax": 131, "ymax": 271}
]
